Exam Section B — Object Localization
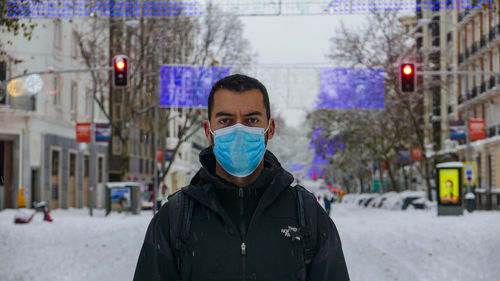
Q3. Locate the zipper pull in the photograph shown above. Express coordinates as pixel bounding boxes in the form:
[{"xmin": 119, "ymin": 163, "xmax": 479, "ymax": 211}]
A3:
[
  {"xmin": 241, "ymin": 242, "xmax": 246, "ymax": 255},
  {"xmin": 239, "ymin": 187, "xmax": 243, "ymax": 198}
]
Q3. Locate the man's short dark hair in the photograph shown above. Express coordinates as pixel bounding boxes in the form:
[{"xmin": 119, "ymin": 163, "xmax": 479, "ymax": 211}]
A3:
[{"xmin": 208, "ymin": 74, "xmax": 271, "ymax": 122}]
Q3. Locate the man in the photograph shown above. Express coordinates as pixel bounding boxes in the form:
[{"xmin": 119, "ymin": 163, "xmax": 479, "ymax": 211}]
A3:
[{"xmin": 133, "ymin": 74, "xmax": 349, "ymax": 281}]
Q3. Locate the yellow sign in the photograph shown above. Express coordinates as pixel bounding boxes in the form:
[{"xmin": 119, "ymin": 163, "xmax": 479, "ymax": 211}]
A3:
[
  {"xmin": 463, "ymin": 162, "xmax": 477, "ymax": 185},
  {"xmin": 17, "ymin": 187, "xmax": 26, "ymax": 208},
  {"xmin": 439, "ymin": 169, "xmax": 460, "ymax": 203}
]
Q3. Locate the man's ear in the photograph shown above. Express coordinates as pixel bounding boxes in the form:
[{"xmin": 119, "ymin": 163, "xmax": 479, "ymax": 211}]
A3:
[
  {"xmin": 266, "ymin": 118, "xmax": 275, "ymax": 141},
  {"xmin": 203, "ymin": 120, "xmax": 212, "ymax": 142}
]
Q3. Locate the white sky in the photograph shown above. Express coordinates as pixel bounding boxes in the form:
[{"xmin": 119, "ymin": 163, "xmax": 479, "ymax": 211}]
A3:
[{"xmin": 240, "ymin": 14, "xmax": 368, "ymax": 127}]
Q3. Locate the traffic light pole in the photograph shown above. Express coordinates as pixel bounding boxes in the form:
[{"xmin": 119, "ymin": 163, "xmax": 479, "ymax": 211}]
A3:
[{"xmin": 153, "ymin": 65, "xmax": 159, "ymax": 214}]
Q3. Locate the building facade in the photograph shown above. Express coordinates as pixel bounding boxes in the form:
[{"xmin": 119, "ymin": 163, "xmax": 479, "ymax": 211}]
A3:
[
  {"xmin": 454, "ymin": 4, "xmax": 500, "ymax": 209},
  {"xmin": 0, "ymin": 18, "xmax": 108, "ymax": 210}
]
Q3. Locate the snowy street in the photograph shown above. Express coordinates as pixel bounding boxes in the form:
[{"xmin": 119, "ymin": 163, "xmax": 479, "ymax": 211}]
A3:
[{"xmin": 1, "ymin": 206, "xmax": 499, "ymax": 281}]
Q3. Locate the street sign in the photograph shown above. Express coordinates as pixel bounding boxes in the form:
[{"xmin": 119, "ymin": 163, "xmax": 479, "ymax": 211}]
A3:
[
  {"xmin": 469, "ymin": 119, "xmax": 486, "ymax": 141},
  {"xmin": 463, "ymin": 162, "xmax": 477, "ymax": 185},
  {"xmin": 76, "ymin": 122, "xmax": 91, "ymax": 143},
  {"xmin": 95, "ymin": 123, "xmax": 111, "ymax": 142}
]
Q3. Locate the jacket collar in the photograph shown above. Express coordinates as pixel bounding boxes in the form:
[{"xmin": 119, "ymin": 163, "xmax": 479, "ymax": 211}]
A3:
[{"xmin": 182, "ymin": 147, "xmax": 294, "ymax": 213}]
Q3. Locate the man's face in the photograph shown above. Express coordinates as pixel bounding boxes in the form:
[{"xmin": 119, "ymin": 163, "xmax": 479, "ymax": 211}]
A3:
[{"xmin": 204, "ymin": 88, "xmax": 275, "ymax": 144}]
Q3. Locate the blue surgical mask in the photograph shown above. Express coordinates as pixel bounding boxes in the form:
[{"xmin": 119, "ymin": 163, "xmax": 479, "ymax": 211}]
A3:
[{"xmin": 210, "ymin": 123, "xmax": 270, "ymax": 178}]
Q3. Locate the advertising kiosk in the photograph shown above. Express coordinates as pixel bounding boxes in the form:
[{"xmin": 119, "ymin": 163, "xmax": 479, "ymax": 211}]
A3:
[{"xmin": 436, "ymin": 162, "xmax": 464, "ymax": 216}]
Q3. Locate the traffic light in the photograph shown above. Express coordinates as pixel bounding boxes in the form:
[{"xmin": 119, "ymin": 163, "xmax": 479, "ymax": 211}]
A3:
[
  {"xmin": 327, "ymin": 185, "xmax": 332, "ymax": 189},
  {"xmin": 400, "ymin": 63, "xmax": 415, "ymax": 92},
  {"xmin": 333, "ymin": 187, "xmax": 338, "ymax": 193},
  {"xmin": 113, "ymin": 55, "xmax": 128, "ymax": 87}
]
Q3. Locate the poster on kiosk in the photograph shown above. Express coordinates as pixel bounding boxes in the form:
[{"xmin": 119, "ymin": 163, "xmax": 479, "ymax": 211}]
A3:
[{"xmin": 436, "ymin": 162, "xmax": 463, "ymax": 215}]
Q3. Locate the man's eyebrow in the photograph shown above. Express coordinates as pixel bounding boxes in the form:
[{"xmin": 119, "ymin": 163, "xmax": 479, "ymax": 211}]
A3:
[
  {"xmin": 214, "ymin": 112, "xmax": 235, "ymax": 118},
  {"xmin": 243, "ymin": 111, "xmax": 263, "ymax": 117}
]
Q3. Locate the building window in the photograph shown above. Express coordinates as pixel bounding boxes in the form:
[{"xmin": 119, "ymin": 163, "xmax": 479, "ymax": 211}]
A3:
[
  {"xmin": 53, "ymin": 76, "xmax": 61, "ymax": 105},
  {"xmin": 98, "ymin": 157, "xmax": 103, "ymax": 182},
  {"xmin": 71, "ymin": 81, "xmax": 77, "ymax": 120},
  {"xmin": 53, "ymin": 19, "xmax": 62, "ymax": 49},
  {"xmin": 69, "ymin": 153, "xmax": 76, "ymax": 177},
  {"xmin": 51, "ymin": 150, "xmax": 60, "ymax": 176},
  {"xmin": 72, "ymin": 30, "xmax": 79, "ymax": 58},
  {"xmin": 0, "ymin": 60, "xmax": 6, "ymax": 105},
  {"xmin": 84, "ymin": 155, "xmax": 89, "ymax": 177}
]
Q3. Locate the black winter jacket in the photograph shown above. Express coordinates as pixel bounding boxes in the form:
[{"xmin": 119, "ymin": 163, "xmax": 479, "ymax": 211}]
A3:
[{"xmin": 133, "ymin": 148, "xmax": 349, "ymax": 281}]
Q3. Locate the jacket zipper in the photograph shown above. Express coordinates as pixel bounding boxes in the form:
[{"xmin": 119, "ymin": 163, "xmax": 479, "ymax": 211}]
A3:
[
  {"xmin": 239, "ymin": 187, "xmax": 246, "ymax": 281},
  {"xmin": 241, "ymin": 242, "xmax": 246, "ymax": 281}
]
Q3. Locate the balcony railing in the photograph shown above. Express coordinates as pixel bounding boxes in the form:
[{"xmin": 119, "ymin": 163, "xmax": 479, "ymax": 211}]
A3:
[
  {"xmin": 480, "ymin": 81, "xmax": 487, "ymax": 94},
  {"xmin": 487, "ymin": 126, "xmax": 498, "ymax": 138},
  {"xmin": 471, "ymin": 42, "xmax": 478, "ymax": 55},
  {"xmin": 489, "ymin": 76, "xmax": 496, "ymax": 89},
  {"xmin": 471, "ymin": 86, "xmax": 478, "ymax": 98},
  {"xmin": 433, "ymin": 107, "xmax": 440, "ymax": 117},
  {"xmin": 480, "ymin": 35, "xmax": 487, "ymax": 48}
]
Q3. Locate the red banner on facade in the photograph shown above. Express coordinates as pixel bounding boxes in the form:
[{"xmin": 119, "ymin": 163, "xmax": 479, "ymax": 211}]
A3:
[
  {"xmin": 157, "ymin": 148, "xmax": 163, "ymax": 163},
  {"xmin": 76, "ymin": 122, "xmax": 91, "ymax": 143},
  {"xmin": 469, "ymin": 119, "xmax": 486, "ymax": 141},
  {"xmin": 411, "ymin": 146, "xmax": 423, "ymax": 162}
]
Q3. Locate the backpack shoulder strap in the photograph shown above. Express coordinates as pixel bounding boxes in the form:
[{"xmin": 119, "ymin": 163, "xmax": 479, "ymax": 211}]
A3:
[
  {"xmin": 167, "ymin": 189, "xmax": 194, "ymax": 273},
  {"xmin": 295, "ymin": 184, "xmax": 315, "ymax": 266}
]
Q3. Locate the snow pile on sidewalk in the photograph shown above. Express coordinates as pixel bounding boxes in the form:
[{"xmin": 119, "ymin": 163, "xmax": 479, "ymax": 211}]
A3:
[
  {"xmin": 0, "ymin": 208, "xmax": 151, "ymax": 281},
  {"xmin": 331, "ymin": 205, "xmax": 500, "ymax": 281}
]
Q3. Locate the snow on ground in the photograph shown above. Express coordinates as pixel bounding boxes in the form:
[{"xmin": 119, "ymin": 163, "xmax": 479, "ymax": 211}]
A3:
[
  {"xmin": 331, "ymin": 204, "xmax": 500, "ymax": 281},
  {"xmin": 1, "ymin": 205, "xmax": 499, "ymax": 281},
  {"xmin": 0, "ymin": 208, "xmax": 152, "ymax": 281}
]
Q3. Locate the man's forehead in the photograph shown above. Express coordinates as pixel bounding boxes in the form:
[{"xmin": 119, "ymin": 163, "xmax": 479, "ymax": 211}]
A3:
[{"xmin": 212, "ymin": 89, "xmax": 266, "ymax": 112}]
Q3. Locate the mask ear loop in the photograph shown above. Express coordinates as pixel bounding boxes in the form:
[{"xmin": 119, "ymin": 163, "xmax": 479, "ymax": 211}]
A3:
[
  {"xmin": 208, "ymin": 122, "xmax": 215, "ymax": 135},
  {"xmin": 263, "ymin": 121, "xmax": 271, "ymax": 134}
]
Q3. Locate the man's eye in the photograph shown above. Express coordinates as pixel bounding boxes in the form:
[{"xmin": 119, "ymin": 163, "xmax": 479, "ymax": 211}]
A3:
[
  {"xmin": 248, "ymin": 118, "xmax": 259, "ymax": 124},
  {"xmin": 218, "ymin": 119, "xmax": 230, "ymax": 125}
]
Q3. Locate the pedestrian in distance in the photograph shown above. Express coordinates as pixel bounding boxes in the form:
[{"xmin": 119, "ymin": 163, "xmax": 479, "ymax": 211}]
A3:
[
  {"xmin": 133, "ymin": 74, "xmax": 349, "ymax": 281},
  {"xmin": 323, "ymin": 192, "xmax": 334, "ymax": 216}
]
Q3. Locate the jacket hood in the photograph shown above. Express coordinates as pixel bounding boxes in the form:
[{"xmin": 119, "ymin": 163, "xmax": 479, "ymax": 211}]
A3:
[{"xmin": 183, "ymin": 147, "xmax": 294, "ymax": 213}]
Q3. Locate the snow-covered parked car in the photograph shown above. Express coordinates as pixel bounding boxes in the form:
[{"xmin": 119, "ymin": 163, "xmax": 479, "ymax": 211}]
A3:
[
  {"xmin": 369, "ymin": 192, "xmax": 397, "ymax": 208},
  {"xmin": 381, "ymin": 191, "xmax": 431, "ymax": 210}
]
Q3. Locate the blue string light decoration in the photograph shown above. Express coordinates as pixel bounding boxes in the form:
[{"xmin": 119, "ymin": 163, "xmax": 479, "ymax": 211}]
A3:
[
  {"xmin": 316, "ymin": 68, "xmax": 385, "ymax": 110},
  {"xmin": 159, "ymin": 65, "xmax": 231, "ymax": 108},
  {"xmin": 6, "ymin": 0, "xmax": 492, "ymax": 18}
]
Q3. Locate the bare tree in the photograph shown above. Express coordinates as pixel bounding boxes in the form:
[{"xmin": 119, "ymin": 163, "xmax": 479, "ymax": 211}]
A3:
[
  {"xmin": 308, "ymin": 11, "xmax": 434, "ymax": 199},
  {"xmin": 75, "ymin": 4, "xmax": 254, "ymax": 183}
]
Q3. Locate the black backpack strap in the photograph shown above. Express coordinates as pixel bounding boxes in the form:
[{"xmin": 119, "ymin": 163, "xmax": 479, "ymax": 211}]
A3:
[
  {"xmin": 295, "ymin": 185, "xmax": 315, "ymax": 267},
  {"xmin": 167, "ymin": 190, "xmax": 194, "ymax": 274}
]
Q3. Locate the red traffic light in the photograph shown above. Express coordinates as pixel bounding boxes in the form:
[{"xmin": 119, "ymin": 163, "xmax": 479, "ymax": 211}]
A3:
[
  {"xmin": 400, "ymin": 63, "xmax": 415, "ymax": 92},
  {"xmin": 402, "ymin": 65, "xmax": 413, "ymax": 75},
  {"xmin": 113, "ymin": 55, "xmax": 128, "ymax": 87},
  {"xmin": 327, "ymin": 185, "xmax": 331, "ymax": 189},
  {"xmin": 312, "ymin": 174, "xmax": 317, "ymax": 179},
  {"xmin": 115, "ymin": 60, "xmax": 125, "ymax": 70},
  {"xmin": 333, "ymin": 187, "xmax": 338, "ymax": 193}
]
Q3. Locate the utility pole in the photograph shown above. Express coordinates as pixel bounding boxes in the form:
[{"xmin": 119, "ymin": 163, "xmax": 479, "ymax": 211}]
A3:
[
  {"xmin": 89, "ymin": 75, "xmax": 96, "ymax": 216},
  {"xmin": 153, "ymin": 57, "xmax": 160, "ymax": 214}
]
